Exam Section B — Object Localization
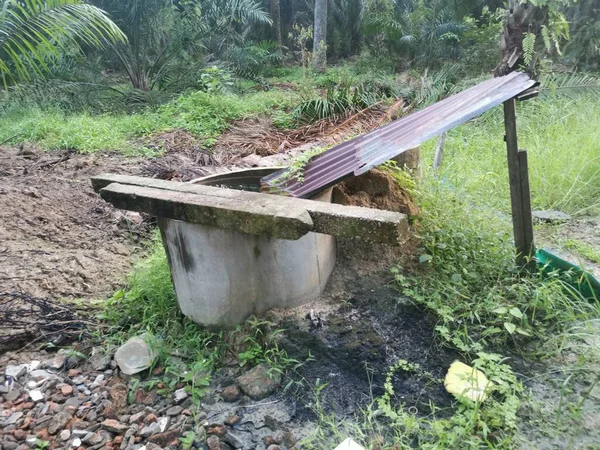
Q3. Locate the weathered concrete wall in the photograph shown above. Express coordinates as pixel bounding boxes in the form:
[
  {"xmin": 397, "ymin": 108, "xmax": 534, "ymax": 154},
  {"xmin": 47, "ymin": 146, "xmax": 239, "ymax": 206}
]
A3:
[{"xmin": 158, "ymin": 188, "xmax": 336, "ymax": 328}]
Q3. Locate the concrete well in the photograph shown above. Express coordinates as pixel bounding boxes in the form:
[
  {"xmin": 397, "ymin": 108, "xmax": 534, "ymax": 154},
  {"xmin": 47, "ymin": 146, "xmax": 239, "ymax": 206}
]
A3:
[{"xmin": 158, "ymin": 168, "xmax": 337, "ymax": 328}]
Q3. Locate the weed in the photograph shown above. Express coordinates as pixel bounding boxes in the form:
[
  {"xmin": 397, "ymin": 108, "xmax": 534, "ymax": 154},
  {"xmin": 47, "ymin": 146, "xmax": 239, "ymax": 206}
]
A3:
[
  {"xmin": 302, "ymin": 351, "xmax": 522, "ymax": 449},
  {"xmin": 269, "ymin": 146, "xmax": 327, "ymax": 185},
  {"xmin": 179, "ymin": 431, "xmax": 196, "ymax": 450},
  {"xmin": 34, "ymin": 440, "xmax": 50, "ymax": 450},
  {"xmin": 395, "ymin": 174, "xmax": 598, "ymax": 353},
  {"xmin": 563, "ymin": 239, "xmax": 600, "ymax": 265}
]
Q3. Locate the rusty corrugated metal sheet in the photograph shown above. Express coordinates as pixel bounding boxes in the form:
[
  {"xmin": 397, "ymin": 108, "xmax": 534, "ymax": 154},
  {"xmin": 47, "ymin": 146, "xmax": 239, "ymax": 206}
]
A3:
[{"xmin": 262, "ymin": 72, "xmax": 537, "ymax": 198}]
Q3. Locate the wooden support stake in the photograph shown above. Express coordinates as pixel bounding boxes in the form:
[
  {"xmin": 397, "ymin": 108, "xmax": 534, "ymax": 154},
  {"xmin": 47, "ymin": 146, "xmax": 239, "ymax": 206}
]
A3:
[
  {"xmin": 518, "ymin": 150, "xmax": 535, "ymax": 267},
  {"xmin": 504, "ymin": 99, "xmax": 535, "ymax": 268}
]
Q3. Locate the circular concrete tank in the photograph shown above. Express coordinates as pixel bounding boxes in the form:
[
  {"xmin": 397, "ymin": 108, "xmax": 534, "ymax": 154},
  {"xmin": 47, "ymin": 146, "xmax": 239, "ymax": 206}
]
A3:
[{"xmin": 158, "ymin": 168, "xmax": 337, "ymax": 328}]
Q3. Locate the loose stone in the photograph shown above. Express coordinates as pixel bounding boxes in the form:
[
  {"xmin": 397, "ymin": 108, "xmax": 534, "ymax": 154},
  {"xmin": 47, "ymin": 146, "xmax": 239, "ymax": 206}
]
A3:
[
  {"xmin": 236, "ymin": 364, "xmax": 281, "ymax": 400},
  {"xmin": 60, "ymin": 430, "xmax": 71, "ymax": 441},
  {"xmin": 220, "ymin": 385, "xmax": 241, "ymax": 402},
  {"xmin": 101, "ymin": 419, "xmax": 128, "ymax": 434},
  {"xmin": 165, "ymin": 406, "xmax": 183, "ymax": 417},
  {"xmin": 48, "ymin": 410, "xmax": 72, "ymax": 435}
]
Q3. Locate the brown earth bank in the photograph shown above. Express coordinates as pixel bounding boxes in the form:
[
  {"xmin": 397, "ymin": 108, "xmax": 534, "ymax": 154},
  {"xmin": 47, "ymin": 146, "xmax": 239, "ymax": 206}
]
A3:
[{"xmin": 0, "ymin": 145, "xmax": 145, "ymax": 300}]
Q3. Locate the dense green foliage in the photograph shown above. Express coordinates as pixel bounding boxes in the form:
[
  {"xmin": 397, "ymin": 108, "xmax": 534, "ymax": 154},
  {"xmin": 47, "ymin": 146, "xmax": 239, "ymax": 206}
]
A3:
[{"xmin": 0, "ymin": 0, "xmax": 125, "ymax": 85}]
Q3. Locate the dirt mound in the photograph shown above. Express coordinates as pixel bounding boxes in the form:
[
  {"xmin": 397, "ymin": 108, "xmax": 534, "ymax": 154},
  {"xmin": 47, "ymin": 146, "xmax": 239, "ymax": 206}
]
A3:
[
  {"xmin": 0, "ymin": 145, "xmax": 147, "ymax": 301},
  {"xmin": 332, "ymin": 168, "xmax": 420, "ymax": 217}
]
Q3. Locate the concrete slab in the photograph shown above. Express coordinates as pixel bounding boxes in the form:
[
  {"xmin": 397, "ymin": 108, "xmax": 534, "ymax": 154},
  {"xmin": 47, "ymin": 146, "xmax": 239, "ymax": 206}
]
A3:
[
  {"xmin": 92, "ymin": 173, "xmax": 411, "ymax": 327},
  {"xmin": 92, "ymin": 174, "xmax": 408, "ymax": 245},
  {"xmin": 100, "ymin": 182, "xmax": 314, "ymax": 241}
]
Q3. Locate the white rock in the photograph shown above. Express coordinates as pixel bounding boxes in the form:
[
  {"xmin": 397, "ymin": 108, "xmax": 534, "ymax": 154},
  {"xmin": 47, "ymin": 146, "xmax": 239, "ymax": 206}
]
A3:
[
  {"xmin": 91, "ymin": 374, "xmax": 105, "ymax": 388},
  {"xmin": 5, "ymin": 365, "xmax": 27, "ymax": 380},
  {"xmin": 72, "ymin": 438, "xmax": 82, "ymax": 447},
  {"xmin": 27, "ymin": 361, "xmax": 41, "ymax": 372},
  {"xmin": 334, "ymin": 438, "xmax": 366, "ymax": 450},
  {"xmin": 158, "ymin": 417, "xmax": 170, "ymax": 433},
  {"xmin": 114, "ymin": 335, "xmax": 157, "ymax": 375},
  {"xmin": 60, "ymin": 430, "xmax": 71, "ymax": 441},
  {"xmin": 173, "ymin": 387, "xmax": 188, "ymax": 403},
  {"xmin": 29, "ymin": 389, "xmax": 44, "ymax": 402}
]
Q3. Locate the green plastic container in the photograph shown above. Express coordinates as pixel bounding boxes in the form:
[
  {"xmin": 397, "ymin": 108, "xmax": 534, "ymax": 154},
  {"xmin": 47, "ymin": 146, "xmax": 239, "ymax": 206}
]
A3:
[{"xmin": 536, "ymin": 248, "xmax": 600, "ymax": 300}]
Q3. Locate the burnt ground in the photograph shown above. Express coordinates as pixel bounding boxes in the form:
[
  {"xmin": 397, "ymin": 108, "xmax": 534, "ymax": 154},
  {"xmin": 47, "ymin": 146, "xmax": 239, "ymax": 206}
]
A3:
[{"xmin": 279, "ymin": 284, "xmax": 458, "ymax": 419}]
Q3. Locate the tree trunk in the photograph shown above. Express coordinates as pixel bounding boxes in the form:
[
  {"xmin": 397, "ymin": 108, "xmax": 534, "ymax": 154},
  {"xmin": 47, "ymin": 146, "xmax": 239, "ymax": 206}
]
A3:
[
  {"xmin": 494, "ymin": 0, "xmax": 537, "ymax": 76},
  {"xmin": 313, "ymin": 0, "xmax": 328, "ymax": 70},
  {"xmin": 271, "ymin": 0, "xmax": 282, "ymax": 47}
]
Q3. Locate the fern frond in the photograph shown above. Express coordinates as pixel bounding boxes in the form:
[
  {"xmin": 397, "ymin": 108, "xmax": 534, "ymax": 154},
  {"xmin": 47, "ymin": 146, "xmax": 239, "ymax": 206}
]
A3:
[{"xmin": 522, "ymin": 32, "xmax": 536, "ymax": 65}]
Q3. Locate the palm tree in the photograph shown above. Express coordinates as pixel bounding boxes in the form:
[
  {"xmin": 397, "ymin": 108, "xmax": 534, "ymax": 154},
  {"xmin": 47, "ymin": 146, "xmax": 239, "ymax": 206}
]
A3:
[
  {"xmin": 0, "ymin": 0, "xmax": 125, "ymax": 86},
  {"xmin": 95, "ymin": 0, "xmax": 272, "ymax": 91}
]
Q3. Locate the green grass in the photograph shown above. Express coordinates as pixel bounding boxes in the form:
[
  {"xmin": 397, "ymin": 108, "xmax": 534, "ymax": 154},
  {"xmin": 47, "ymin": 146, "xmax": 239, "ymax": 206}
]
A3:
[
  {"xmin": 0, "ymin": 108, "xmax": 162, "ymax": 155},
  {"xmin": 0, "ymin": 88, "xmax": 301, "ymax": 154},
  {"xmin": 563, "ymin": 239, "xmax": 600, "ymax": 265},
  {"xmin": 424, "ymin": 96, "xmax": 600, "ymax": 216},
  {"xmin": 99, "ymin": 231, "xmax": 299, "ymax": 402}
]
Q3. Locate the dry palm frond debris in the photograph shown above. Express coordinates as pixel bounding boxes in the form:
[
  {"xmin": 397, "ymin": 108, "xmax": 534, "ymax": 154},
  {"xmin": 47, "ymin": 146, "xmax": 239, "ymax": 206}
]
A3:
[{"xmin": 0, "ymin": 292, "xmax": 92, "ymax": 354}]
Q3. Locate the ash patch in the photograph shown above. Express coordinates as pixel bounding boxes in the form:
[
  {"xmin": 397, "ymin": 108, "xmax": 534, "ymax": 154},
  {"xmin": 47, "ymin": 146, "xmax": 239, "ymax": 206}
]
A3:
[{"xmin": 279, "ymin": 285, "xmax": 458, "ymax": 419}]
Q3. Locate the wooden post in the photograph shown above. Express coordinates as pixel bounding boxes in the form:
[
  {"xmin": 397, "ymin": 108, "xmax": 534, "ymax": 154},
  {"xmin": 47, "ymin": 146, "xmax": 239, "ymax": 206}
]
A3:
[
  {"xmin": 518, "ymin": 150, "xmax": 535, "ymax": 265},
  {"xmin": 503, "ymin": 98, "xmax": 535, "ymax": 268}
]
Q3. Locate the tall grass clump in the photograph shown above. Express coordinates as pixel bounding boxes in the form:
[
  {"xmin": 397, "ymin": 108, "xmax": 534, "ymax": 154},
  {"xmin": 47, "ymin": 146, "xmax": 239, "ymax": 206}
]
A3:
[{"xmin": 425, "ymin": 96, "xmax": 600, "ymax": 216}]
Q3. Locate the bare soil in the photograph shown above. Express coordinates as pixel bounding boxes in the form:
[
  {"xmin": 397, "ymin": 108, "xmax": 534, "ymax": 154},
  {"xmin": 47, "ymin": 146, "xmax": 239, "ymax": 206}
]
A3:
[
  {"xmin": 333, "ymin": 168, "xmax": 420, "ymax": 217},
  {"xmin": 0, "ymin": 145, "xmax": 146, "ymax": 300}
]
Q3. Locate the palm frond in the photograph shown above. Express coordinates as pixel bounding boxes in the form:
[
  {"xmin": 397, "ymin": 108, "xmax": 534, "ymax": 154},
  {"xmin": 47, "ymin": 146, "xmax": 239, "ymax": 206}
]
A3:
[
  {"xmin": 0, "ymin": 0, "xmax": 125, "ymax": 84},
  {"xmin": 540, "ymin": 72, "xmax": 600, "ymax": 99}
]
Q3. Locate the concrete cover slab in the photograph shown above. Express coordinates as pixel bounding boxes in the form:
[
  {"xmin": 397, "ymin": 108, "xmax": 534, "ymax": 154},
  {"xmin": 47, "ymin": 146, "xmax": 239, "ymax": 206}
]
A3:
[
  {"xmin": 93, "ymin": 174, "xmax": 408, "ymax": 245},
  {"xmin": 100, "ymin": 182, "xmax": 314, "ymax": 241}
]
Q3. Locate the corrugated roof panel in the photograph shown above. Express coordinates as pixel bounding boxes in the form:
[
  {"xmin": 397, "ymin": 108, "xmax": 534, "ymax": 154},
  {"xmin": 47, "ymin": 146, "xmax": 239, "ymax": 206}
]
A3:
[{"xmin": 263, "ymin": 72, "xmax": 537, "ymax": 198}]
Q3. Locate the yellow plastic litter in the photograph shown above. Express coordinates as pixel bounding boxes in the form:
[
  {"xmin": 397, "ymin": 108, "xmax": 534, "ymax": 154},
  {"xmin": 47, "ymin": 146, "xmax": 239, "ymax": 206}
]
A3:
[{"xmin": 444, "ymin": 361, "xmax": 491, "ymax": 403}]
